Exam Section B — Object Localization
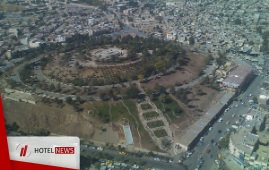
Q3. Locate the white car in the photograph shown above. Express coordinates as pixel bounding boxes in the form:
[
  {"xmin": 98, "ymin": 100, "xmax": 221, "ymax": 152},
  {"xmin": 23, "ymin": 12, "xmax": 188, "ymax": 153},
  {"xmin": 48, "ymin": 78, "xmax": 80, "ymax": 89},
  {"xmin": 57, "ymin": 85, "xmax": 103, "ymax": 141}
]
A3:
[
  {"xmin": 209, "ymin": 127, "xmax": 213, "ymax": 131},
  {"xmin": 97, "ymin": 147, "xmax": 103, "ymax": 151},
  {"xmin": 218, "ymin": 118, "xmax": 223, "ymax": 122},
  {"xmin": 154, "ymin": 157, "xmax": 160, "ymax": 161},
  {"xmin": 215, "ymin": 160, "xmax": 219, "ymax": 165}
]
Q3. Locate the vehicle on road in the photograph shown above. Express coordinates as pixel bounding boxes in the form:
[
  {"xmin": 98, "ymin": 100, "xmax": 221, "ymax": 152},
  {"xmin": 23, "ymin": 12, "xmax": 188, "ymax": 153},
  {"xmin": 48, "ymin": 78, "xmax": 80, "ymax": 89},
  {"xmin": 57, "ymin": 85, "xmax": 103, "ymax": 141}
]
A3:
[
  {"xmin": 153, "ymin": 157, "xmax": 160, "ymax": 161},
  {"xmin": 215, "ymin": 160, "xmax": 219, "ymax": 165},
  {"xmin": 97, "ymin": 147, "xmax": 103, "ymax": 151},
  {"xmin": 209, "ymin": 127, "xmax": 213, "ymax": 131},
  {"xmin": 89, "ymin": 146, "xmax": 96, "ymax": 150},
  {"xmin": 200, "ymin": 137, "xmax": 204, "ymax": 143},
  {"xmin": 226, "ymin": 121, "xmax": 230, "ymax": 124},
  {"xmin": 186, "ymin": 151, "xmax": 193, "ymax": 157},
  {"xmin": 218, "ymin": 118, "xmax": 223, "ymax": 122},
  {"xmin": 232, "ymin": 114, "xmax": 236, "ymax": 117},
  {"xmin": 119, "ymin": 151, "xmax": 126, "ymax": 155}
]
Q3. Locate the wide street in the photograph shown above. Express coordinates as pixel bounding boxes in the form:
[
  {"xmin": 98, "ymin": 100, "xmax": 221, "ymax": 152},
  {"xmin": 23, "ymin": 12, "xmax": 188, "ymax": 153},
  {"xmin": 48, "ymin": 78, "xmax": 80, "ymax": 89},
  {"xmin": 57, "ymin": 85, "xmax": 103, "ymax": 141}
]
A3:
[
  {"xmin": 181, "ymin": 75, "xmax": 263, "ymax": 170},
  {"xmin": 81, "ymin": 145, "xmax": 187, "ymax": 170}
]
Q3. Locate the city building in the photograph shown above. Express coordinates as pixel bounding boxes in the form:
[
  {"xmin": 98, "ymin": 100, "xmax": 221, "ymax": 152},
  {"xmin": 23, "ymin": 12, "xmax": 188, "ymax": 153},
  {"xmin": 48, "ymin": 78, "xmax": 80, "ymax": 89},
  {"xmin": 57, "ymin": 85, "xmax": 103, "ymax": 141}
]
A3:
[
  {"xmin": 221, "ymin": 64, "xmax": 253, "ymax": 92},
  {"xmin": 229, "ymin": 111, "xmax": 269, "ymax": 169}
]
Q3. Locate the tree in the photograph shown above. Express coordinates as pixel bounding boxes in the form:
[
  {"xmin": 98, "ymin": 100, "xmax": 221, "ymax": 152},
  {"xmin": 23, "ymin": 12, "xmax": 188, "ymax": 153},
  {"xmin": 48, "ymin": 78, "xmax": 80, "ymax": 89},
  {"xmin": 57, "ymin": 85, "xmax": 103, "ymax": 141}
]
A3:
[
  {"xmin": 66, "ymin": 97, "xmax": 72, "ymax": 104},
  {"xmin": 100, "ymin": 93, "xmax": 110, "ymax": 101},
  {"xmin": 154, "ymin": 58, "xmax": 166, "ymax": 71},
  {"xmin": 0, "ymin": 12, "xmax": 5, "ymax": 20},
  {"xmin": 218, "ymin": 134, "xmax": 230, "ymax": 149},
  {"xmin": 169, "ymin": 87, "xmax": 176, "ymax": 95},
  {"xmin": 125, "ymin": 85, "xmax": 140, "ymax": 99},
  {"xmin": 234, "ymin": 18, "xmax": 241, "ymax": 25},
  {"xmin": 252, "ymin": 96, "xmax": 258, "ymax": 104},
  {"xmin": 137, "ymin": 74, "xmax": 144, "ymax": 82},
  {"xmin": 189, "ymin": 36, "xmax": 195, "ymax": 45},
  {"xmin": 154, "ymin": 84, "xmax": 166, "ymax": 94},
  {"xmin": 160, "ymin": 94, "xmax": 171, "ymax": 103}
]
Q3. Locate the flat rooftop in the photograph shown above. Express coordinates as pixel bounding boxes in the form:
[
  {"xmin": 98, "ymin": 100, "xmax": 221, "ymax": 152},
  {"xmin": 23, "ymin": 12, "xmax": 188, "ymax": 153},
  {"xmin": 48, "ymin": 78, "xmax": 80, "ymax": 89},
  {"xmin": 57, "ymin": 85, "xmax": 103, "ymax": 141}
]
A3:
[
  {"xmin": 178, "ymin": 92, "xmax": 235, "ymax": 148},
  {"xmin": 223, "ymin": 64, "xmax": 253, "ymax": 86}
]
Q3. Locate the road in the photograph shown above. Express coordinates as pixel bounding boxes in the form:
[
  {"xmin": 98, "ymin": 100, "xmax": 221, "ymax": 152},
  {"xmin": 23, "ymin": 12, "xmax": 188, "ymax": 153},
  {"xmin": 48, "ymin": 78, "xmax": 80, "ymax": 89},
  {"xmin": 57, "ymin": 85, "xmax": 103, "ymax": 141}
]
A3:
[
  {"xmin": 81, "ymin": 146, "xmax": 187, "ymax": 170},
  {"xmin": 181, "ymin": 75, "xmax": 263, "ymax": 170}
]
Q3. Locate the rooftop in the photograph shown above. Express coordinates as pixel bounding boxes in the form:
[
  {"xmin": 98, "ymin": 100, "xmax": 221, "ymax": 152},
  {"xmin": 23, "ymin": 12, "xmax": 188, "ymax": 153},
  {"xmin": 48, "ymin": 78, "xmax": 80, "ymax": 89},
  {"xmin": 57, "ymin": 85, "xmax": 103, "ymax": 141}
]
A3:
[
  {"xmin": 231, "ymin": 127, "xmax": 259, "ymax": 155},
  {"xmin": 178, "ymin": 92, "xmax": 234, "ymax": 148},
  {"xmin": 223, "ymin": 64, "xmax": 253, "ymax": 86}
]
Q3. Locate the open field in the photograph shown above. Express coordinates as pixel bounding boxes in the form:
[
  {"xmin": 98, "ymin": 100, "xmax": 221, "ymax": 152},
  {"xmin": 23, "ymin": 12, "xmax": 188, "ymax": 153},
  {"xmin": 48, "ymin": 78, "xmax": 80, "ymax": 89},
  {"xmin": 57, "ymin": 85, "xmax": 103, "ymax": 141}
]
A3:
[
  {"xmin": 147, "ymin": 120, "xmax": 164, "ymax": 129},
  {"xmin": 3, "ymin": 98, "xmax": 161, "ymax": 151},
  {"xmin": 142, "ymin": 52, "xmax": 207, "ymax": 89},
  {"xmin": 3, "ymin": 99, "xmax": 96, "ymax": 139},
  {"xmin": 142, "ymin": 112, "xmax": 159, "ymax": 120},
  {"xmin": 153, "ymin": 129, "xmax": 168, "ymax": 138}
]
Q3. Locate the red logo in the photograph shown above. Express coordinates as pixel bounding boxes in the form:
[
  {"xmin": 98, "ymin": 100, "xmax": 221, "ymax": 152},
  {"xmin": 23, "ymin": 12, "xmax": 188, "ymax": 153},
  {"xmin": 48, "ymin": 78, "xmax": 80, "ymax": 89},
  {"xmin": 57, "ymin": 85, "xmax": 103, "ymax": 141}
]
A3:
[
  {"xmin": 55, "ymin": 147, "xmax": 75, "ymax": 154},
  {"xmin": 20, "ymin": 145, "xmax": 28, "ymax": 157},
  {"xmin": 16, "ymin": 144, "xmax": 31, "ymax": 157}
]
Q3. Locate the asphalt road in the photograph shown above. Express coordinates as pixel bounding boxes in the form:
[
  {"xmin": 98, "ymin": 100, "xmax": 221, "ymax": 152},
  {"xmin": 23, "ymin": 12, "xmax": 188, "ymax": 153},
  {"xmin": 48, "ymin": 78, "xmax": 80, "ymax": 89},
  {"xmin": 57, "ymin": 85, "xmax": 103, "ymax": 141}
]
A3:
[
  {"xmin": 81, "ymin": 146, "xmax": 187, "ymax": 170},
  {"xmin": 181, "ymin": 75, "xmax": 263, "ymax": 170}
]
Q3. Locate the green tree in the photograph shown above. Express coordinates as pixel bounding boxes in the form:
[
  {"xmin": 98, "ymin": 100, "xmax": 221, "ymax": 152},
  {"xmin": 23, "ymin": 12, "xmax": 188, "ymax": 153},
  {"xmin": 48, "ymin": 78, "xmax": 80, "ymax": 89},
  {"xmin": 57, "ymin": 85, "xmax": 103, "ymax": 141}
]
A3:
[
  {"xmin": 219, "ymin": 134, "xmax": 230, "ymax": 149},
  {"xmin": 66, "ymin": 97, "xmax": 73, "ymax": 104},
  {"xmin": 125, "ymin": 85, "xmax": 140, "ymax": 99},
  {"xmin": 252, "ymin": 96, "xmax": 258, "ymax": 104},
  {"xmin": 137, "ymin": 74, "xmax": 144, "ymax": 82},
  {"xmin": 160, "ymin": 94, "xmax": 171, "ymax": 103},
  {"xmin": 100, "ymin": 93, "xmax": 110, "ymax": 101},
  {"xmin": 189, "ymin": 36, "xmax": 195, "ymax": 45},
  {"xmin": 234, "ymin": 18, "xmax": 241, "ymax": 25},
  {"xmin": 154, "ymin": 84, "xmax": 166, "ymax": 94}
]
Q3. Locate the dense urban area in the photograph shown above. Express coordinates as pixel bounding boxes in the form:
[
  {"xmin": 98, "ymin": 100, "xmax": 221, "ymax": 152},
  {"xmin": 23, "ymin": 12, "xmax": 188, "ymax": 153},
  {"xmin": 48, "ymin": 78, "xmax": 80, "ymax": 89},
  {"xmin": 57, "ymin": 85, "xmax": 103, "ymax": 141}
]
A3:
[{"xmin": 1, "ymin": 0, "xmax": 269, "ymax": 170}]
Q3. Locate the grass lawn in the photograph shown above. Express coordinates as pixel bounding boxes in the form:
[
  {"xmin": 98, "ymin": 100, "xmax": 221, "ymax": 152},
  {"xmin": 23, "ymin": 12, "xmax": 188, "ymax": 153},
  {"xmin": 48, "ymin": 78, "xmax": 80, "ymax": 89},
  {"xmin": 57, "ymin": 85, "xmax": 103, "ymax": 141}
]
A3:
[
  {"xmin": 147, "ymin": 120, "xmax": 164, "ymax": 128},
  {"xmin": 143, "ymin": 112, "xmax": 159, "ymax": 119},
  {"xmin": 141, "ymin": 103, "xmax": 152, "ymax": 110},
  {"xmin": 92, "ymin": 101, "xmax": 110, "ymax": 122},
  {"xmin": 152, "ymin": 95, "xmax": 184, "ymax": 122},
  {"xmin": 154, "ymin": 129, "xmax": 168, "ymax": 138},
  {"xmin": 110, "ymin": 102, "xmax": 135, "ymax": 123}
]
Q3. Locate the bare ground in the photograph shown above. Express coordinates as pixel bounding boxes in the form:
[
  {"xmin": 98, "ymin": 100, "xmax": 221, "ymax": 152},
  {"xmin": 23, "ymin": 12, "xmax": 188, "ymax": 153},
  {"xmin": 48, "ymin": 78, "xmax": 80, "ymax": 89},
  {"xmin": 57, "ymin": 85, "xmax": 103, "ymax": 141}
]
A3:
[
  {"xmin": 142, "ymin": 52, "xmax": 206, "ymax": 89},
  {"xmin": 3, "ymin": 99, "xmax": 96, "ymax": 139}
]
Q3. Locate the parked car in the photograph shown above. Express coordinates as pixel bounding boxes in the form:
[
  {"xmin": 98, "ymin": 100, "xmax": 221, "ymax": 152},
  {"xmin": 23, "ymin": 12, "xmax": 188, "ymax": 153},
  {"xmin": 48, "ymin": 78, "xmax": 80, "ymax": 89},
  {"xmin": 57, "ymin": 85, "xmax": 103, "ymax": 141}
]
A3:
[
  {"xmin": 218, "ymin": 118, "xmax": 223, "ymax": 122},
  {"xmin": 97, "ymin": 147, "xmax": 103, "ymax": 151},
  {"xmin": 154, "ymin": 157, "xmax": 160, "ymax": 161}
]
